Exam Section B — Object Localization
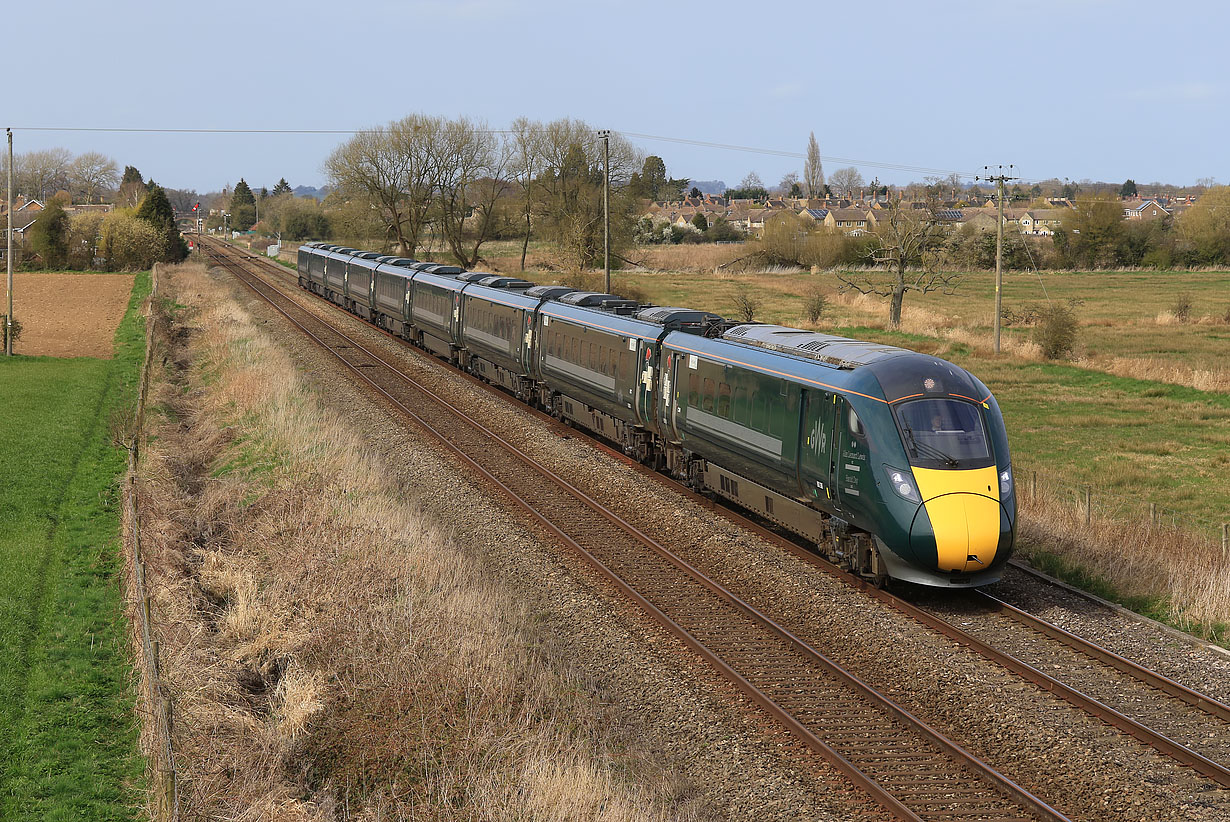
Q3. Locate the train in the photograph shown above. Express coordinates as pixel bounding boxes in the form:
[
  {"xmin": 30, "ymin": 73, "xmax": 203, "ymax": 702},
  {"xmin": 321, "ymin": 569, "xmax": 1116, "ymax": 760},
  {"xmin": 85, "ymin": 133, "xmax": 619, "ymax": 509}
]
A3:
[{"xmin": 296, "ymin": 242, "xmax": 1016, "ymax": 588}]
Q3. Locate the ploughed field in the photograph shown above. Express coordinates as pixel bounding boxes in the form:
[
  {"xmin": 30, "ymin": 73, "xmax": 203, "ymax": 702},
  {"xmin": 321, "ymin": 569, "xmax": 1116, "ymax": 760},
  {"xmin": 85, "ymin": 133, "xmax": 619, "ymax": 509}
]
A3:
[{"xmin": 1, "ymin": 272, "xmax": 136, "ymax": 358}]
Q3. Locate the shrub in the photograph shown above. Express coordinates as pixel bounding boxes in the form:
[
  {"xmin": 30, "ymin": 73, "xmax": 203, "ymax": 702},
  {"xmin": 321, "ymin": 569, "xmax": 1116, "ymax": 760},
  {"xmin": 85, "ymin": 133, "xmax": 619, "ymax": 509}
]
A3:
[
  {"xmin": 98, "ymin": 212, "xmax": 165, "ymax": 271},
  {"xmin": 803, "ymin": 288, "xmax": 828, "ymax": 323},
  {"xmin": 731, "ymin": 286, "xmax": 761, "ymax": 322},
  {"xmin": 1172, "ymin": 292, "xmax": 1193, "ymax": 323},
  {"xmin": 1, "ymin": 314, "xmax": 21, "ymax": 349},
  {"xmin": 1034, "ymin": 302, "xmax": 1078, "ymax": 360}
]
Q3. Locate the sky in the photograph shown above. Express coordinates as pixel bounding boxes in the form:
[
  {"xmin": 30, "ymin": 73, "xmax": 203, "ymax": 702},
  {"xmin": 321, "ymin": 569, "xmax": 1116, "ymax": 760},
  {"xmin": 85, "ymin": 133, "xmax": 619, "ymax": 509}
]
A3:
[{"xmin": 10, "ymin": 0, "xmax": 1228, "ymax": 195}]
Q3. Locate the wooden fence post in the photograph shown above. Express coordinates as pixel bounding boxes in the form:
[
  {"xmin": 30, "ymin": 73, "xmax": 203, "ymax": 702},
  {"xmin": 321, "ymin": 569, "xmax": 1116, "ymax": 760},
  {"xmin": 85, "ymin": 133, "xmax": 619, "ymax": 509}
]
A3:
[{"xmin": 1084, "ymin": 487, "xmax": 1092, "ymax": 525}]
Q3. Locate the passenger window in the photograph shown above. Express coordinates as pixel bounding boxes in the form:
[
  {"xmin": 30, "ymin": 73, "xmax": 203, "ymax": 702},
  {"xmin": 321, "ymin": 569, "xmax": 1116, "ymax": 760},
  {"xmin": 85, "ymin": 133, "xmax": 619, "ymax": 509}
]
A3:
[
  {"xmin": 717, "ymin": 383, "xmax": 732, "ymax": 418},
  {"xmin": 688, "ymin": 373, "xmax": 700, "ymax": 407},
  {"xmin": 749, "ymin": 391, "xmax": 763, "ymax": 431},
  {"xmin": 702, "ymin": 378, "xmax": 716, "ymax": 412},
  {"xmin": 733, "ymin": 387, "xmax": 749, "ymax": 424}
]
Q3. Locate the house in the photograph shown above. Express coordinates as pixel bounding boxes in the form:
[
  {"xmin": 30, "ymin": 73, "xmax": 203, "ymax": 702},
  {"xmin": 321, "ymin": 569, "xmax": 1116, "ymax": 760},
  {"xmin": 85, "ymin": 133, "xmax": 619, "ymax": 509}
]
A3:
[
  {"xmin": 1019, "ymin": 209, "xmax": 1067, "ymax": 235},
  {"xmin": 798, "ymin": 208, "xmax": 829, "ymax": 223},
  {"xmin": 825, "ymin": 207, "xmax": 870, "ymax": 232},
  {"xmin": 1123, "ymin": 199, "xmax": 1170, "ymax": 220}
]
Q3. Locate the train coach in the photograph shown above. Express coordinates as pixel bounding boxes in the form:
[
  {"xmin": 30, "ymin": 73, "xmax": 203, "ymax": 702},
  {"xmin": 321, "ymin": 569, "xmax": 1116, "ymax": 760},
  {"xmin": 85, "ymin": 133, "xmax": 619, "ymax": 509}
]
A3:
[{"xmin": 294, "ymin": 242, "xmax": 1015, "ymax": 588}]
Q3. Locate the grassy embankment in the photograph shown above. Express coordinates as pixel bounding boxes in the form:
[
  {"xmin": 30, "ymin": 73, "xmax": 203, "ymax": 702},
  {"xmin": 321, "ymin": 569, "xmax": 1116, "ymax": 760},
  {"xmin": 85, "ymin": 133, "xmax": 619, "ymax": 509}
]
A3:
[
  {"xmin": 0, "ymin": 273, "xmax": 150, "ymax": 818},
  {"xmin": 553, "ymin": 258, "xmax": 1230, "ymax": 639},
  {"xmin": 140, "ymin": 263, "xmax": 684, "ymax": 818}
]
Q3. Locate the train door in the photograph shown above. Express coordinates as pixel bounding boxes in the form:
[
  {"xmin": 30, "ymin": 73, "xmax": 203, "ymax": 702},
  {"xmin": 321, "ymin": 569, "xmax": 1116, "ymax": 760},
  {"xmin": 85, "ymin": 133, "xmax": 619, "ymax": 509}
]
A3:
[
  {"xmin": 834, "ymin": 396, "xmax": 870, "ymax": 511},
  {"xmin": 799, "ymin": 389, "xmax": 838, "ymax": 504},
  {"xmin": 635, "ymin": 339, "xmax": 656, "ymax": 428}
]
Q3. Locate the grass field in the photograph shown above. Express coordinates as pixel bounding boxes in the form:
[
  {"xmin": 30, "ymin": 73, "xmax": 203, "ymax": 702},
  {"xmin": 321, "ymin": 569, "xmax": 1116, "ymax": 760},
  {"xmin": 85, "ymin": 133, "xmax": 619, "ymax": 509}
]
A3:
[{"xmin": 0, "ymin": 273, "xmax": 149, "ymax": 818}]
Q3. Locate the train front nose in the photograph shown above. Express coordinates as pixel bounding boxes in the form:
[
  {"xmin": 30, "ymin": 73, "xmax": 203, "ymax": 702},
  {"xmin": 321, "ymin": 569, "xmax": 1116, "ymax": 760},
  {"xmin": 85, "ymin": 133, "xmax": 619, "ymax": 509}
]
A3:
[{"xmin": 910, "ymin": 467, "xmax": 1011, "ymax": 574}]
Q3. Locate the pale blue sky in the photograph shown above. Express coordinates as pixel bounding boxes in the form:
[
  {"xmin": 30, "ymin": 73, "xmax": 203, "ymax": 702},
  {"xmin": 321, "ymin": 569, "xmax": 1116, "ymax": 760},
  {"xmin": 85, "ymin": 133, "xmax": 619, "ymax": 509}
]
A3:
[{"xmin": 12, "ymin": 0, "xmax": 1226, "ymax": 193}]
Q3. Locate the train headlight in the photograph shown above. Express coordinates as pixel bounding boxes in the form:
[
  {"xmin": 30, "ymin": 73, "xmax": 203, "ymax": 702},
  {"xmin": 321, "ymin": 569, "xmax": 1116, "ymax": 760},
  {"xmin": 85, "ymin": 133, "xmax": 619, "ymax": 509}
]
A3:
[
  {"xmin": 999, "ymin": 467, "xmax": 1013, "ymax": 496},
  {"xmin": 884, "ymin": 465, "xmax": 920, "ymax": 503}
]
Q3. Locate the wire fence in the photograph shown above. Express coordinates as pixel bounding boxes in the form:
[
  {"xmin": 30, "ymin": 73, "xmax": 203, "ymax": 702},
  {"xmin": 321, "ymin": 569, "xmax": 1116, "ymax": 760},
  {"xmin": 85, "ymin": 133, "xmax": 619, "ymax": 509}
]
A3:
[
  {"xmin": 1016, "ymin": 461, "xmax": 1229, "ymax": 558},
  {"xmin": 124, "ymin": 264, "xmax": 179, "ymax": 820}
]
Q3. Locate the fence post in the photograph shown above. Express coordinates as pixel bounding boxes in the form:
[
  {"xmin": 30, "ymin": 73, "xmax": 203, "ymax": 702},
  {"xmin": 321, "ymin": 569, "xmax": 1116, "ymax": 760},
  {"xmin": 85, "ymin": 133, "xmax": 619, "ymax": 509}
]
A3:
[
  {"xmin": 1084, "ymin": 486, "xmax": 1092, "ymax": 525},
  {"xmin": 1223, "ymin": 523, "xmax": 1228, "ymax": 562},
  {"xmin": 1030, "ymin": 470, "xmax": 1037, "ymax": 500}
]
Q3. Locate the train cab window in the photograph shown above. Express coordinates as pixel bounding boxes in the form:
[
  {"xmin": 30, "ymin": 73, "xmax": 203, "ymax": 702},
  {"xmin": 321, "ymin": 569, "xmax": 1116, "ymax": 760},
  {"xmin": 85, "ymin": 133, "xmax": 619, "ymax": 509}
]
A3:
[
  {"xmin": 847, "ymin": 404, "xmax": 867, "ymax": 441},
  {"xmin": 717, "ymin": 383, "xmax": 732, "ymax": 418},
  {"xmin": 733, "ymin": 387, "xmax": 749, "ymax": 425},
  {"xmin": 894, "ymin": 398, "xmax": 991, "ymax": 469}
]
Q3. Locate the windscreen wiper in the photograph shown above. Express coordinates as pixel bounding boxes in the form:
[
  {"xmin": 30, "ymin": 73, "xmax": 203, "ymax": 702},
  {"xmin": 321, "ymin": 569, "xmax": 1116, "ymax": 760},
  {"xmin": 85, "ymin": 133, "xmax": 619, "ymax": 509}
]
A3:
[{"xmin": 903, "ymin": 426, "xmax": 959, "ymax": 468}]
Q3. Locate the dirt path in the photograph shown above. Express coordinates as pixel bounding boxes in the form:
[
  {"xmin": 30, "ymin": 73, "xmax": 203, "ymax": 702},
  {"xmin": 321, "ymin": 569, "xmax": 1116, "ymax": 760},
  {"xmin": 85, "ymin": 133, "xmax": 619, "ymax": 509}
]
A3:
[{"xmin": 0, "ymin": 272, "xmax": 135, "ymax": 358}]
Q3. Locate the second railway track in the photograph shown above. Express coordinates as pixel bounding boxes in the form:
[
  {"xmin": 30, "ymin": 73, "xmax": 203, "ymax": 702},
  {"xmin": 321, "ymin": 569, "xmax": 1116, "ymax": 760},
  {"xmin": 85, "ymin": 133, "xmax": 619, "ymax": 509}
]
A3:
[{"xmin": 200, "ymin": 238, "xmax": 1230, "ymax": 819}]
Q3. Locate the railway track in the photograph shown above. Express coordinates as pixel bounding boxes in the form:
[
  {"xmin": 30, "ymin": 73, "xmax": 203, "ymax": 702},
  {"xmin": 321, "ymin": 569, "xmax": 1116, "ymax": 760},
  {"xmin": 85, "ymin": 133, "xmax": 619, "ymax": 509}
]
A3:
[
  {"xmin": 200, "ymin": 238, "xmax": 1071, "ymax": 822},
  {"xmin": 200, "ymin": 238, "xmax": 1230, "ymax": 817}
]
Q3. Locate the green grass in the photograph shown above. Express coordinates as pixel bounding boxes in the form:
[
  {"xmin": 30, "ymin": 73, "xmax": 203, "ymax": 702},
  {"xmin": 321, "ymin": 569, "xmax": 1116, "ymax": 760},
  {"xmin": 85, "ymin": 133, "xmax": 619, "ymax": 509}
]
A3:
[{"xmin": 0, "ymin": 272, "xmax": 150, "ymax": 819}]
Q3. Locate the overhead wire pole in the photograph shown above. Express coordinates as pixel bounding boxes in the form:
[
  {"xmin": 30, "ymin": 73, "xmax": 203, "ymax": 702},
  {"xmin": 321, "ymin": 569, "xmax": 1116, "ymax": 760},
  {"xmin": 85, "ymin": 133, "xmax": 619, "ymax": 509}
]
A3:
[
  {"xmin": 598, "ymin": 129, "xmax": 611, "ymax": 293},
  {"xmin": 977, "ymin": 164, "xmax": 1018, "ymax": 354},
  {"xmin": 6, "ymin": 127, "xmax": 12, "ymax": 356}
]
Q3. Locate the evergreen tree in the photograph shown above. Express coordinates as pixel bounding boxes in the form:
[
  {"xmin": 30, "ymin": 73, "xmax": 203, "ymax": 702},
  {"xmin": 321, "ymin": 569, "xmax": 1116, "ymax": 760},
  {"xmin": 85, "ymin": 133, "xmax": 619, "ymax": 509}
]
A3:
[
  {"xmin": 272, "ymin": 177, "xmax": 293, "ymax": 197},
  {"xmin": 229, "ymin": 179, "xmax": 257, "ymax": 231},
  {"xmin": 1120, "ymin": 179, "xmax": 1138, "ymax": 198},
  {"xmin": 28, "ymin": 198, "xmax": 70, "ymax": 268},
  {"xmin": 135, "ymin": 185, "xmax": 176, "ymax": 230},
  {"xmin": 120, "ymin": 165, "xmax": 143, "ymax": 186},
  {"xmin": 135, "ymin": 185, "xmax": 188, "ymax": 263}
]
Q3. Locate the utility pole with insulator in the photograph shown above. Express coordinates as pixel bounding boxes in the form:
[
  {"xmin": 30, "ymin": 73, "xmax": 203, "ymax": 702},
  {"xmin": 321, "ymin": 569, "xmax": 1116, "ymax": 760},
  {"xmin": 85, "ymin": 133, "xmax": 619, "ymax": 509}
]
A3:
[
  {"xmin": 6, "ymin": 127, "xmax": 13, "ymax": 356},
  {"xmin": 977, "ymin": 164, "xmax": 1017, "ymax": 354},
  {"xmin": 598, "ymin": 129, "xmax": 611, "ymax": 294}
]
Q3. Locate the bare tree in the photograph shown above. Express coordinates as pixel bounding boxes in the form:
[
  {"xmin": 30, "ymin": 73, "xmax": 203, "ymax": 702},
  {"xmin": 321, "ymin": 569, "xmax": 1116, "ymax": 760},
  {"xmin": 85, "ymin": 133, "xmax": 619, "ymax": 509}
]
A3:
[
  {"xmin": 828, "ymin": 166, "xmax": 864, "ymax": 198},
  {"xmin": 509, "ymin": 117, "xmax": 546, "ymax": 271},
  {"xmin": 326, "ymin": 119, "xmax": 442, "ymax": 255},
  {"xmin": 534, "ymin": 119, "xmax": 640, "ymax": 271},
  {"xmin": 740, "ymin": 170, "xmax": 765, "ymax": 191},
  {"xmin": 12, "ymin": 148, "xmax": 74, "ymax": 201},
  {"xmin": 778, "ymin": 171, "xmax": 800, "ymax": 196},
  {"xmin": 804, "ymin": 131, "xmax": 825, "ymax": 197},
  {"xmin": 835, "ymin": 200, "xmax": 956, "ymax": 328},
  {"xmin": 68, "ymin": 152, "xmax": 119, "ymax": 203},
  {"xmin": 434, "ymin": 117, "xmax": 511, "ymax": 269}
]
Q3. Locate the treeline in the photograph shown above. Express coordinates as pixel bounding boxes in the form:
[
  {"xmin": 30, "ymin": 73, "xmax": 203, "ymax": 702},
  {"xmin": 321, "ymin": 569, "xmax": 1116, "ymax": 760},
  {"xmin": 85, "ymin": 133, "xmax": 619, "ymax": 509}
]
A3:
[
  {"xmin": 28, "ymin": 171, "xmax": 188, "ymax": 270},
  {"xmin": 323, "ymin": 115, "xmax": 641, "ymax": 270},
  {"xmin": 757, "ymin": 189, "xmax": 1230, "ymax": 272}
]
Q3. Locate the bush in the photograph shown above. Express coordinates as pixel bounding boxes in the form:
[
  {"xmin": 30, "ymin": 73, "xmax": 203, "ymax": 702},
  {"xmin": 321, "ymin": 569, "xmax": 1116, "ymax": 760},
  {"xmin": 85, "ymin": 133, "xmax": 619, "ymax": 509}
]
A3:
[
  {"xmin": 98, "ymin": 212, "xmax": 165, "ymax": 271},
  {"xmin": 803, "ymin": 287, "xmax": 828, "ymax": 323},
  {"xmin": 731, "ymin": 285, "xmax": 761, "ymax": 322},
  {"xmin": 67, "ymin": 212, "xmax": 104, "ymax": 269},
  {"xmin": 1172, "ymin": 292, "xmax": 1193, "ymax": 323},
  {"xmin": 1, "ymin": 314, "xmax": 21, "ymax": 349},
  {"xmin": 1034, "ymin": 302, "xmax": 1078, "ymax": 360}
]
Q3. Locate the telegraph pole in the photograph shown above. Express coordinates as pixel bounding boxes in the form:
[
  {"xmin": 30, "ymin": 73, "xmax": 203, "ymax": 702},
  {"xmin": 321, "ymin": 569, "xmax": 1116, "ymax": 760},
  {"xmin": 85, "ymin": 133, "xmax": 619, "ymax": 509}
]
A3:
[
  {"xmin": 6, "ymin": 128, "xmax": 13, "ymax": 356},
  {"xmin": 977, "ymin": 164, "xmax": 1017, "ymax": 354},
  {"xmin": 598, "ymin": 129, "xmax": 611, "ymax": 293}
]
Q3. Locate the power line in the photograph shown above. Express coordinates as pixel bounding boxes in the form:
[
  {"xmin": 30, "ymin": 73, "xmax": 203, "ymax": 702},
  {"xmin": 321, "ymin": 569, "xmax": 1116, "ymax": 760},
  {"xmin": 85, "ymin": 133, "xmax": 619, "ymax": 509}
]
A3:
[{"xmin": 618, "ymin": 131, "xmax": 982, "ymax": 179}]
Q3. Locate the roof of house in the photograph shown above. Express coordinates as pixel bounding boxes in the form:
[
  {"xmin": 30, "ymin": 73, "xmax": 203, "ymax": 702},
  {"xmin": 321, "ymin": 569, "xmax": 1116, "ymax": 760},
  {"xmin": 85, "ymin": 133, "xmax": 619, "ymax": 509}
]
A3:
[{"xmin": 801, "ymin": 208, "xmax": 829, "ymax": 220}]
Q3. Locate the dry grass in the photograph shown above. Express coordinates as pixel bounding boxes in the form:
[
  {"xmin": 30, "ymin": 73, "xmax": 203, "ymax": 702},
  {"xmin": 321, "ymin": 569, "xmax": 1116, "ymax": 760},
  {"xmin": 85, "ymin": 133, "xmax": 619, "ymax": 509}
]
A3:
[
  {"xmin": 1016, "ymin": 479, "xmax": 1230, "ymax": 634},
  {"xmin": 633, "ymin": 243, "xmax": 749, "ymax": 273},
  {"xmin": 136, "ymin": 262, "xmax": 685, "ymax": 820}
]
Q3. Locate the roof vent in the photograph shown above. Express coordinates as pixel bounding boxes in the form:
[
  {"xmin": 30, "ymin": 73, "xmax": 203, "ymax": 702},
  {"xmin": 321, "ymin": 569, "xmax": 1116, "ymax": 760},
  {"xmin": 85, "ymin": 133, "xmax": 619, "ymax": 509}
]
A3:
[{"xmin": 525, "ymin": 285, "xmax": 576, "ymax": 299}]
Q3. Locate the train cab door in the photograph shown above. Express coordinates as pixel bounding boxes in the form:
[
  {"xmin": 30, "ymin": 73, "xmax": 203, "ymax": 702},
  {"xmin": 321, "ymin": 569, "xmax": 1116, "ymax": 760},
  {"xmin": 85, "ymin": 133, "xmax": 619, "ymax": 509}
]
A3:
[
  {"xmin": 657, "ymin": 349, "xmax": 684, "ymax": 441},
  {"xmin": 799, "ymin": 390, "xmax": 838, "ymax": 505}
]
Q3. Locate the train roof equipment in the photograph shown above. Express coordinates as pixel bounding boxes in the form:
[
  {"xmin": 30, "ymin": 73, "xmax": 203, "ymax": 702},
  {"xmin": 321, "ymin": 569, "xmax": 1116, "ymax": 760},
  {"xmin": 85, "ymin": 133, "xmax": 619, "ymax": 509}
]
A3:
[
  {"xmin": 722, "ymin": 324, "xmax": 909, "ymax": 370},
  {"xmin": 635, "ymin": 306, "xmax": 725, "ymax": 335},
  {"xmin": 476, "ymin": 276, "xmax": 534, "ymax": 289},
  {"xmin": 524, "ymin": 285, "xmax": 576, "ymax": 300}
]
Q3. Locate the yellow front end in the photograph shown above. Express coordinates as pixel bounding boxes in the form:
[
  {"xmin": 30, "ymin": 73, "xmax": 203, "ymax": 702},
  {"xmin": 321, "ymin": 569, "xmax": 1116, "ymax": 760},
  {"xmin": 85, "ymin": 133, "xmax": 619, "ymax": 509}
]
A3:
[{"xmin": 912, "ymin": 466, "xmax": 1002, "ymax": 574}]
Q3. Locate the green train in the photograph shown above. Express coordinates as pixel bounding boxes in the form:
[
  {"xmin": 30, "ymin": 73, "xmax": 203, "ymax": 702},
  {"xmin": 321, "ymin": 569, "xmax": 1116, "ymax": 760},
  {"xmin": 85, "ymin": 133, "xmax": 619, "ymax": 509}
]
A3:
[{"xmin": 298, "ymin": 242, "xmax": 1016, "ymax": 587}]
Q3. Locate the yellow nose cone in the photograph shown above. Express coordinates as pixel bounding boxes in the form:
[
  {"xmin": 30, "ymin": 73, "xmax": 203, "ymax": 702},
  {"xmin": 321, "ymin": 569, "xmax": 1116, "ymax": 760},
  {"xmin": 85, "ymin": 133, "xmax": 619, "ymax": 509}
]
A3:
[{"xmin": 912, "ymin": 466, "xmax": 1001, "ymax": 573}]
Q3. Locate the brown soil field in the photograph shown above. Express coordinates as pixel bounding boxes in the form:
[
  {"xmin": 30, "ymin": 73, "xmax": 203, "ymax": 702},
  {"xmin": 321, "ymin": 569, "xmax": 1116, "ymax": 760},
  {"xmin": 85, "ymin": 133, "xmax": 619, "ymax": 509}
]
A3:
[{"xmin": 0, "ymin": 272, "xmax": 135, "ymax": 358}]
